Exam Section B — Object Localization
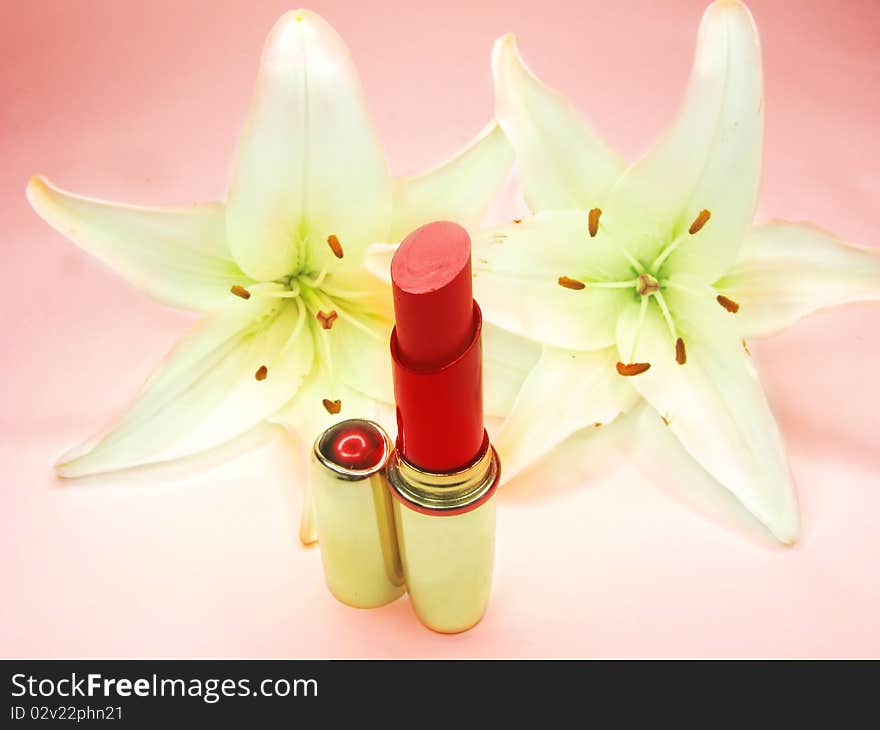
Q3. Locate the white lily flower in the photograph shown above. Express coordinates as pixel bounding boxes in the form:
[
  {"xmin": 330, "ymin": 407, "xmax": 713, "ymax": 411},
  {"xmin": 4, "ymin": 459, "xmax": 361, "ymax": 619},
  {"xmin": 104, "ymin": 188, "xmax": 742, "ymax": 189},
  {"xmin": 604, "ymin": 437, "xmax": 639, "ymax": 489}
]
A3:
[
  {"xmin": 27, "ymin": 11, "xmax": 518, "ymax": 514},
  {"xmin": 368, "ymin": 0, "xmax": 880, "ymax": 543}
]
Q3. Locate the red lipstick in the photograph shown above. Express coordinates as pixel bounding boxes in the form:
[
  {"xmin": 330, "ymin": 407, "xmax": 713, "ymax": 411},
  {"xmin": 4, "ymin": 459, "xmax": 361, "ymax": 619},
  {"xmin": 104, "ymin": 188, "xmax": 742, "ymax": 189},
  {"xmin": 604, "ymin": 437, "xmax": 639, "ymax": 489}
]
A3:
[
  {"xmin": 386, "ymin": 221, "xmax": 500, "ymax": 633},
  {"xmin": 390, "ymin": 221, "xmax": 485, "ymax": 472}
]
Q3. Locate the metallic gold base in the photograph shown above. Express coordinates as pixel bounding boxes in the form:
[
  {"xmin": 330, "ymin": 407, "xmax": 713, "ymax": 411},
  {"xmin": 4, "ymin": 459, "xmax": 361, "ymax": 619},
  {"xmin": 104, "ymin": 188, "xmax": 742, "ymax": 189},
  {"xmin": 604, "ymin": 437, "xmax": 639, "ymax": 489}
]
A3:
[
  {"xmin": 387, "ymin": 441, "xmax": 500, "ymax": 633},
  {"xmin": 314, "ymin": 476, "xmax": 406, "ymax": 609}
]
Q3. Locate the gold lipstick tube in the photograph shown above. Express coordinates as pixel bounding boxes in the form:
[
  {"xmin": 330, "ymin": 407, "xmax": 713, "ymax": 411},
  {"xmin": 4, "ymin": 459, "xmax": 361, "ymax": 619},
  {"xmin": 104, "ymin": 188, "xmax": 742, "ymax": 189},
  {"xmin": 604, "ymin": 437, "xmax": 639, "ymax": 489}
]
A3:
[
  {"xmin": 311, "ymin": 420, "xmax": 405, "ymax": 609},
  {"xmin": 387, "ymin": 436, "xmax": 500, "ymax": 634}
]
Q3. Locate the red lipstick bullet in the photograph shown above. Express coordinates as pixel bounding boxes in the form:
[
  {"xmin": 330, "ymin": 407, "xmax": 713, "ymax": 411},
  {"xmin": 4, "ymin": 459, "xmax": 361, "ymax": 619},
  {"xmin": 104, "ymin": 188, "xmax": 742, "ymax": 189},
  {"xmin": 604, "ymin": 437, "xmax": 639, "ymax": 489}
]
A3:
[
  {"xmin": 387, "ymin": 221, "xmax": 500, "ymax": 633},
  {"xmin": 390, "ymin": 221, "xmax": 485, "ymax": 473}
]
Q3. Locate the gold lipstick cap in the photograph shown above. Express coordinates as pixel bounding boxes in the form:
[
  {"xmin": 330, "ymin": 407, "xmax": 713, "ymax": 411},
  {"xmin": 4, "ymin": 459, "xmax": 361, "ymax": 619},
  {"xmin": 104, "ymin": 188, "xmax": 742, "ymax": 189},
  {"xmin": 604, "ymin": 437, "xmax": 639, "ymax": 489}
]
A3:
[
  {"xmin": 387, "ymin": 437, "xmax": 500, "ymax": 634},
  {"xmin": 311, "ymin": 419, "xmax": 405, "ymax": 609}
]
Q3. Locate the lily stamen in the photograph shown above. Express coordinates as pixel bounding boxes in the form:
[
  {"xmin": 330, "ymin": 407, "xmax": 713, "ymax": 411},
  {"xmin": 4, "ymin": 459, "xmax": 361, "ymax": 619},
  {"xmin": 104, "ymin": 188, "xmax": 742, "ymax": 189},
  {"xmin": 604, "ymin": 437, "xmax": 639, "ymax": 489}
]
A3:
[
  {"xmin": 628, "ymin": 295, "xmax": 650, "ymax": 363},
  {"xmin": 588, "ymin": 208, "xmax": 602, "ymax": 237},
  {"xmin": 322, "ymin": 398, "xmax": 342, "ymax": 414},
  {"xmin": 314, "ymin": 290, "xmax": 384, "ymax": 341},
  {"xmin": 675, "ymin": 337, "xmax": 687, "ymax": 365},
  {"xmin": 558, "ymin": 275, "xmax": 586, "ymax": 290},
  {"xmin": 617, "ymin": 244, "xmax": 645, "ymax": 274},
  {"xmin": 688, "ymin": 209, "xmax": 711, "ymax": 235},
  {"xmin": 587, "ymin": 210, "xmax": 642, "ymax": 272},
  {"xmin": 651, "ymin": 208, "xmax": 712, "ymax": 271},
  {"xmin": 716, "ymin": 294, "xmax": 740, "ymax": 313},
  {"xmin": 261, "ymin": 281, "xmax": 302, "ymax": 299},
  {"xmin": 300, "ymin": 265, "xmax": 329, "ymax": 289},
  {"xmin": 230, "ymin": 284, "xmax": 251, "ymax": 299},
  {"xmin": 301, "ymin": 289, "xmax": 334, "ymax": 371},
  {"xmin": 327, "ymin": 234, "xmax": 344, "ymax": 259},
  {"xmin": 616, "ymin": 362, "xmax": 651, "ymax": 376},
  {"xmin": 653, "ymin": 290, "xmax": 679, "ymax": 353},
  {"xmin": 255, "ymin": 365, "xmax": 268, "ymax": 381},
  {"xmin": 586, "ymin": 279, "xmax": 640, "ymax": 289},
  {"xmin": 266, "ymin": 299, "xmax": 308, "ymax": 367}
]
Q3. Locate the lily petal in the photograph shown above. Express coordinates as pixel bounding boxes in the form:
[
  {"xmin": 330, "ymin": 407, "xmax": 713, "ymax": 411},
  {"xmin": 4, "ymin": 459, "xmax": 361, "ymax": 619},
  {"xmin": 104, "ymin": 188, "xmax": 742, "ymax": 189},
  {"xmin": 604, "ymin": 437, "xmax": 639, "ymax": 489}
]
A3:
[
  {"xmin": 227, "ymin": 10, "xmax": 391, "ymax": 281},
  {"xmin": 606, "ymin": 0, "xmax": 762, "ymax": 278},
  {"xmin": 623, "ymin": 402, "xmax": 779, "ymax": 544},
  {"xmin": 472, "ymin": 212, "xmax": 634, "ymax": 350},
  {"xmin": 57, "ymin": 292, "xmax": 313, "ymax": 477},
  {"xmin": 389, "ymin": 122, "xmax": 514, "ymax": 243},
  {"xmin": 615, "ymin": 277, "xmax": 800, "ymax": 543},
  {"xmin": 320, "ymin": 265, "xmax": 394, "ymax": 321},
  {"xmin": 482, "ymin": 324, "xmax": 541, "ymax": 418},
  {"xmin": 496, "ymin": 345, "xmax": 638, "ymax": 484},
  {"xmin": 492, "ymin": 33, "xmax": 624, "ymax": 212},
  {"xmin": 323, "ymin": 306, "xmax": 395, "ymax": 404},
  {"xmin": 26, "ymin": 176, "xmax": 248, "ymax": 311},
  {"xmin": 363, "ymin": 242, "xmax": 396, "ymax": 285},
  {"xmin": 716, "ymin": 221, "xmax": 880, "ymax": 338}
]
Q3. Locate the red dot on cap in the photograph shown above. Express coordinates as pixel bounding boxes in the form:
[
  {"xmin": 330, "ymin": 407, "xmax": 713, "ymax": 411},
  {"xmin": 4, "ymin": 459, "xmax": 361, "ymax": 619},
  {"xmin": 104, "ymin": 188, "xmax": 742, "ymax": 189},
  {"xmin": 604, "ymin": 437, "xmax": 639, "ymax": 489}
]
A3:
[{"xmin": 320, "ymin": 421, "xmax": 387, "ymax": 471}]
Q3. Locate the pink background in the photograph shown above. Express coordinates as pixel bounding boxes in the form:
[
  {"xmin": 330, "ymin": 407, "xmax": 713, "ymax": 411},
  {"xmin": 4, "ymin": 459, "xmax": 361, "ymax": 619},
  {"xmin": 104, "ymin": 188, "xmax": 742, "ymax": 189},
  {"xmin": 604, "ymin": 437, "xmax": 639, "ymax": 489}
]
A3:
[{"xmin": 2, "ymin": 0, "xmax": 879, "ymax": 657}]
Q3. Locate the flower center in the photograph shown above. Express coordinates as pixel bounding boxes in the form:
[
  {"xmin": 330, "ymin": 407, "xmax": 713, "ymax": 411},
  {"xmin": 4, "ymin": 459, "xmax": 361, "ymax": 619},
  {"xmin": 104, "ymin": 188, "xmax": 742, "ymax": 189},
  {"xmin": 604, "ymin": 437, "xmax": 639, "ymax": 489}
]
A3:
[
  {"xmin": 636, "ymin": 273, "xmax": 660, "ymax": 297},
  {"xmin": 225, "ymin": 243, "xmax": 385, "ymax": 386},
  {"xmin": 556, "ymin": 207, "xmax": 741, "ymax": 376}
]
